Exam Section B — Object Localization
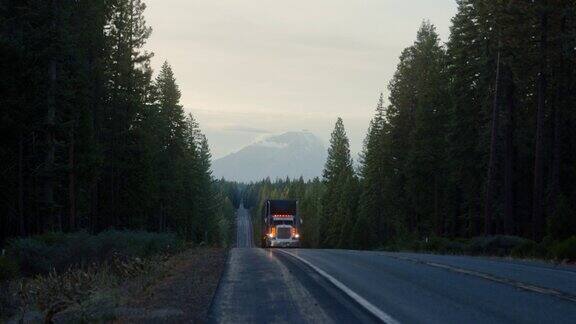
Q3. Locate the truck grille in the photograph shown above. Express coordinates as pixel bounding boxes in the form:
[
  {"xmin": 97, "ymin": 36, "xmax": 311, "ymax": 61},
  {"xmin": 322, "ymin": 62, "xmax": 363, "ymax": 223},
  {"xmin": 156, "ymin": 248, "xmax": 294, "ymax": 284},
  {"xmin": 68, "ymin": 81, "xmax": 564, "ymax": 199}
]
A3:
[{"xmin": 277, "ymin": 227, "xmax": 291, "ymax": 239}]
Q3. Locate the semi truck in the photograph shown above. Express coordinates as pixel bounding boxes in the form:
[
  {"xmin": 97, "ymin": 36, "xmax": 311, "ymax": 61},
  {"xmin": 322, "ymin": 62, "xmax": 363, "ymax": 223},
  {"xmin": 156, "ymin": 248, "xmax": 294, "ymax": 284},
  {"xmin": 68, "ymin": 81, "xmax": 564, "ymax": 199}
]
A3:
[{"xmin": 261, "ymin": 199, "xmax": 301, "ymax": 248}]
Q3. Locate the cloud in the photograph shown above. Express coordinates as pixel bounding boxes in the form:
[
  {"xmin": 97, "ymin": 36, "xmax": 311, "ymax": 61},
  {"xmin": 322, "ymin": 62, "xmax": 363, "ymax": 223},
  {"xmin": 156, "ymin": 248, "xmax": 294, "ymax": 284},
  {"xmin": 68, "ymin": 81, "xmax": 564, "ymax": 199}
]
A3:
[{"xmin": 221, "ymin": 125, "xmax": 271, "ymax": 134}]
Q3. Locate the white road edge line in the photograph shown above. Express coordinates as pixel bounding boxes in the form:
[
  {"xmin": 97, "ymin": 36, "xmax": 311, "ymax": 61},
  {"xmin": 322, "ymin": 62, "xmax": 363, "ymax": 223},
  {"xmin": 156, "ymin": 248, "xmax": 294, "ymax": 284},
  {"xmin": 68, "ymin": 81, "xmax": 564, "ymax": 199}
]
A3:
[{"xmin": 277, "ymin": 250, "xmax": 400, "ymax": 324}]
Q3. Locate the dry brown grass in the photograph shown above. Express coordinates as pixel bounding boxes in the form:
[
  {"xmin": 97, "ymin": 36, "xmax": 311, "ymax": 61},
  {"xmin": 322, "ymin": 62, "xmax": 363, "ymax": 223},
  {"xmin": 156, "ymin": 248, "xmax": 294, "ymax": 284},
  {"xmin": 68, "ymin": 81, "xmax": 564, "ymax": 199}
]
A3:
[
  {"xmin": 117, "ymin": 248, "xmax": 228, "ymax": 323},
  {"xmin": 1, "ymin": 248, "xmax": 228, "ymax": 323},
  {"xmin": 2, "ymin": 252, "xmax": 171, "ymax": 323}
]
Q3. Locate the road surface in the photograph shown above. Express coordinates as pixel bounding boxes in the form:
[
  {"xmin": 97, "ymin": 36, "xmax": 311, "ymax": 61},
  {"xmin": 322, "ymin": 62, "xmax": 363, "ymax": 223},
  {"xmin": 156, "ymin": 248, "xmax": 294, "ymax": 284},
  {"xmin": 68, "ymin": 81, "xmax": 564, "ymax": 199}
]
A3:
[
  {"xmin": 235, "ymin": 205, "xmax": 253, "ymax": 248},
  {"xmin": 209, "ymin": 206, "xmax": 576, "ymax": 323}
]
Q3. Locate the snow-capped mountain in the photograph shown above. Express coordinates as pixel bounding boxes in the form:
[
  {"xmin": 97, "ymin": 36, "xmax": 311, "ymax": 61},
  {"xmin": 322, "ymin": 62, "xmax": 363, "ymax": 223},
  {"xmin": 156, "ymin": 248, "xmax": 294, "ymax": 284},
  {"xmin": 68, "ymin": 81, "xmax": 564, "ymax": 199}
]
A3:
[{"xmin": 212, "ymin": 131, "xmax": 327, "ymax": 182}]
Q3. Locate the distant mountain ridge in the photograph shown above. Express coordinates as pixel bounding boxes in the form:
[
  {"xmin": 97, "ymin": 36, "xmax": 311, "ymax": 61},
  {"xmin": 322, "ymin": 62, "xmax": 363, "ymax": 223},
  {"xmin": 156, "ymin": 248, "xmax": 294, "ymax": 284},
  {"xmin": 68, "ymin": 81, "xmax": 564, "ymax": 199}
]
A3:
[{"xmin": 212, "ymin": 131, "xmax": 327, "ymax": 182}]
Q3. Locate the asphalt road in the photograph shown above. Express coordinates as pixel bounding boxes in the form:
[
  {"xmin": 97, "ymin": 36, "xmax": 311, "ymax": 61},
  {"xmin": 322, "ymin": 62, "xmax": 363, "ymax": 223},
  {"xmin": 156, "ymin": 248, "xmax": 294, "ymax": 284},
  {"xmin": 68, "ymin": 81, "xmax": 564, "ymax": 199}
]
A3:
[
  {"xmin": 235, "ymin": 204, "xmax": 253, "ymax": 248},
  {"xmin": 209, "ymin": 206, "xmax": 376, "ymax": 323},
  {"xmin": 209, "ymin": 207, "xmax": 576, "ymax": 323}
]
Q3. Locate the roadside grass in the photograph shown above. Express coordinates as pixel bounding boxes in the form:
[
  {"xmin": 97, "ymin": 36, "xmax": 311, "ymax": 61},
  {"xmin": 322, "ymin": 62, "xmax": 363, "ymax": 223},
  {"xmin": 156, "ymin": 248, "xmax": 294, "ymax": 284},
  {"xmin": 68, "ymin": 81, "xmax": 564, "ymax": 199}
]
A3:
[
  {"xmin": 119, "ymin": 248, "xmax": 228, "ymax": 322},
  {"xmin": 378, "ymin": 235, "xmax": 576, "ymax": 264},
  {"xmin": 1, "ymin": 231, "xmax": 229, "ymax": 323},
  {"xmin": 0, "ymin": 230, "xmax": 184, "ymax": 322},
  {"xmin": 1, "ymin": 250, "xmax": 173, "ymax": 322}
]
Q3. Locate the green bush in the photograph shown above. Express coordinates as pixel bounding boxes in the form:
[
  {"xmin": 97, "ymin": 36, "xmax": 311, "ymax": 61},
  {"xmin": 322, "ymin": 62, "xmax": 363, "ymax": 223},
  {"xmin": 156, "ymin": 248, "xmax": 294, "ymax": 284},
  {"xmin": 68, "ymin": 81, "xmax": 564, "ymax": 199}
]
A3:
[
  {"xmin": 8, "ymin": 230, "xmax": 183, "ymax": 276},
  {"xmin": 0, "ymin": 255, "xmax": 19, "ymax": 281},
  {"xmin": 373, "ymin": 234, "xmax": 576, "ymax": 263},
  {"xmin": 377, "ymin": 235, "xmax": 558, "ymax": 259},
  {"xmin": 551, "ymin": 236, "xmax": 576, "ymax": 262},
  {"xmin": 7, "ymin": 237, "xmax": 54, "ymax": 275},
  {"xmin": 432, "ymin": 237, "xmax": 468, "ymax": 254},
  {"xmin": 90, "ymin": 230, "xmax": 181, "ymax": 259},
  {"xmin": 510, "ymin": 240, "xmax": 544, "ymax": 259},
  {"xmin": 466, "ymin": 235, "xmax": 530, "ymax": 256},
  {"xmin": 35, "ymin": 231, "xmax": 73, "ymax": 245},
  {"xmin": 422, "ymin": 237, "xmax": 447, "ymax": 252}
]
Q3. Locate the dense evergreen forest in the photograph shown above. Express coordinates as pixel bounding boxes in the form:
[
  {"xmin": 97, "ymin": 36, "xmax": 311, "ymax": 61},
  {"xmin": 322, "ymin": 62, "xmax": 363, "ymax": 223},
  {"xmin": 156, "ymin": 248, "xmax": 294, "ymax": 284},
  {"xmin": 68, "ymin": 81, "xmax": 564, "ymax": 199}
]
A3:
[
  {"xmin": 0, "ymin": 0, "xmax": 235, "ymax": 246},
  {"xmin": 245, "ymin": 0, "xmax": 576, "ymax": 254},
  {"xmin": 2, "ymin": 0, "xmax": 575, "ymax": 256}
]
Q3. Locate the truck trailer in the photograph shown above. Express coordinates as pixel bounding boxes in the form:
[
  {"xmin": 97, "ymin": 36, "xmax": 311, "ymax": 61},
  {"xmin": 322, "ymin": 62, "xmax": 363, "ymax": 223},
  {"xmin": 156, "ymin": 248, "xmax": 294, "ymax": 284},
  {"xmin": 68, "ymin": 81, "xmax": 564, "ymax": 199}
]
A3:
[{"xmin": 261, "ymin": 199, "xmax": 301, "ymax": 248}]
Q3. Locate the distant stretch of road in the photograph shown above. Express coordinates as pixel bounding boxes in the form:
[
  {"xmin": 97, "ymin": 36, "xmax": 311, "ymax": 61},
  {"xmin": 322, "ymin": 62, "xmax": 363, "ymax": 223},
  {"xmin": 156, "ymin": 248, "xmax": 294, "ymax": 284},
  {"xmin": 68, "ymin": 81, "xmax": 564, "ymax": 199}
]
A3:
[
  {"xmin": 235, "ymin": 205, "xmax": 253, "ymax": 248},
  {"xmin": 209, "ymin": 206, "xmax": 576, "ymax": 323}
]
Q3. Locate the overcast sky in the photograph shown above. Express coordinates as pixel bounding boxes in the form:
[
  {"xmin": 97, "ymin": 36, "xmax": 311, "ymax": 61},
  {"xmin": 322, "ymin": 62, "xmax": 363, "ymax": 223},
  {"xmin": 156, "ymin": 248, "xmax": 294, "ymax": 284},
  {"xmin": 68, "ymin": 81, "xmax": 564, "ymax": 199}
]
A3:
[{"xmin": 144, "ymin": 0, "xmax": 458, "ymax": 159}]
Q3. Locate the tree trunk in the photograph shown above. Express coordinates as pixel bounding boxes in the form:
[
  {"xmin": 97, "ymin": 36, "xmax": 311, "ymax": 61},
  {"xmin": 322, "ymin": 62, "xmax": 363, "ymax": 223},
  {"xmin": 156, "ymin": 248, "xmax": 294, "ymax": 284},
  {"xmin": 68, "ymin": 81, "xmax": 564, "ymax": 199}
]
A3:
[
  {"xmin": 69, "ymin": 130, "xmax": 76, "ymax": 231},
  {"xmin": 548, "ymin": 15, "xmax": 565, "ymax": 220},
  {"xmin": 532, "ymin": 3, "xmax": 548, "ymax": 241},
  {"xmin": 18, "ymin": 134, "xmax": 25, "ymax": 236},
  {"xmin": 110, "ymin": 167, "xmax": 115, "ymax": 227},
  {"xmin": 44, "ymin": 48, "xmax": 57, "ymax": 227},
  {"xmin": 159, "ymin": 201, "xmax": 164, "ymax": 232},
  {"xmin": 41, "ymin": 0, "xmax": 62, "ymax": 232},
  {"xmin": 485, "ymin": 49, "xmax": 502, "ymax": 236},
  {"xmin": 434, "ymin": 174, "xmax": 441, "ymax": 236},
  {"xmin": 91, "ymin": 178, "xmax": 99, "ymax": 233},
  {"xmin": 504, "ymin": 67, "xmax": 515, "ymax": 235},
  {"xmin": 88, "ymin": 46, "xmax": 100, "ymax": 233}
]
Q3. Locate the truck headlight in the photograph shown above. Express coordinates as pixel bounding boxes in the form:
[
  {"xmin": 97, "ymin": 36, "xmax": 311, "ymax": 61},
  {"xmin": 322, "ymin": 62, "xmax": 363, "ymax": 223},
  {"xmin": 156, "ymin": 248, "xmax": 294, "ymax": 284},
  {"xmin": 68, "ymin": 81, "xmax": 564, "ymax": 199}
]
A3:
[{"xmin": 294, "ymin": 234, "xmax": 300, "ymax": 239}]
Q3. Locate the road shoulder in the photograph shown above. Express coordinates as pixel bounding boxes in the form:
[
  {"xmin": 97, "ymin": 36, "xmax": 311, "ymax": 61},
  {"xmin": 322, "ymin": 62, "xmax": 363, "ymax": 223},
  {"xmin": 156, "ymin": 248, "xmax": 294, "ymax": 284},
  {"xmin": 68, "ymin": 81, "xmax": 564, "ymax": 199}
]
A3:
[{"xmin": 116, "ymin": 248, "xmax": 228, "ymax": 323}]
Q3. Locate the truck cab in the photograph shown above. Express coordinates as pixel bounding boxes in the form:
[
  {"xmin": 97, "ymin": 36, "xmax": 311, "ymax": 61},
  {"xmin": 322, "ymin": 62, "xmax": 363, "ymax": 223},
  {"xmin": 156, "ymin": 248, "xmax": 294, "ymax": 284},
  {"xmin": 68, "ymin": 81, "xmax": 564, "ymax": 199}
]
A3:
[{"xmin": 262, "ymin": 200, "xmax": 301, "ymax": 248}]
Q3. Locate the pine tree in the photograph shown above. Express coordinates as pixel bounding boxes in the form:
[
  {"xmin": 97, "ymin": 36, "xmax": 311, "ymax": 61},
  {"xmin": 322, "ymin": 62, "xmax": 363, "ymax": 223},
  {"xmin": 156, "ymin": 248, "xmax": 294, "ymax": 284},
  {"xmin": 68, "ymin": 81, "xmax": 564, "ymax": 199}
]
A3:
[
  {"xmin": 354, "ymin": 94, "xmax": 388, "ymax": 248},
  {"xmin": 384, "ymin": 21, "xmax": 450, "ymax": 239},
  {"xmin": 444, "ymin": 0, "xmax": 491, "ymax": 237},
  {"xmin": 321, "ymin": 118, "xmax": 357, "ymax": 248},
  {"xmin": 99, "ymin": 0, "xmax": 154, "ymax": 229},
  {"xmin": 149, "ymin": 61, "xmax": 187, "ymax": 232},
  {"xmin": 197, "ymin": 134, "xmax": 217, "ymax": 243}
]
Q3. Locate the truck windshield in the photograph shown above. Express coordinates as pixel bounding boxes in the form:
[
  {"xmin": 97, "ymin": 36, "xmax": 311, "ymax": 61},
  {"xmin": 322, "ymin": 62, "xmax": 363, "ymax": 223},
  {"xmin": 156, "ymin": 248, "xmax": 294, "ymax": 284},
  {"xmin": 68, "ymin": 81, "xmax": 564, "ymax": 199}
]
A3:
[{"xmin": 273, "ymin": 220, "xmax": 293, "ymax": 225}]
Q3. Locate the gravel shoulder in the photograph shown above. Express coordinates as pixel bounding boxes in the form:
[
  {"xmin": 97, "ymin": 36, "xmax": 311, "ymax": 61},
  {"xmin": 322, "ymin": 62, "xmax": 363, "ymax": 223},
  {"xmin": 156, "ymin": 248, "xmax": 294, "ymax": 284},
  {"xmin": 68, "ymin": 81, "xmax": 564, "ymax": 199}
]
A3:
[{"xmin": 116, "ymin": 247, "xmax": 228, "ymax": 323}]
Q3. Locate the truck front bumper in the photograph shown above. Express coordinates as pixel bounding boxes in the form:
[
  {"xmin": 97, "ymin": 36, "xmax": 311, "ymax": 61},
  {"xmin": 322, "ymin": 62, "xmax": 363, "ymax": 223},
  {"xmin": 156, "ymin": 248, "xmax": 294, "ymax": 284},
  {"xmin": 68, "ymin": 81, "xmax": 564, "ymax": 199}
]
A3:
[{"xmin": 269, "ymin": 239, "xmax": 300, "ymax": 248}]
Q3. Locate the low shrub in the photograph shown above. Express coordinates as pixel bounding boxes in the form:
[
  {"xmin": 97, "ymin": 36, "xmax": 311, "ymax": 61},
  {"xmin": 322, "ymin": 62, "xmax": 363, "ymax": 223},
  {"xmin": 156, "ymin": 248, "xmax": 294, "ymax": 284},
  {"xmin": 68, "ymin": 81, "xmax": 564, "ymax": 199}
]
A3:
[
  {"xmin": 466, "ymin": 235, "xmax": 530, "ymax": 256},
  {"xmin": 7, "ymin": 237, "xmax": 54, "ymax": 275},
  {"xmin": 8, "ymin": 230, "xmax": 183, "ymax": 276},
  {"xmin": 0, "ymin": 255, "xmax": 19, "ymax": 281},
  {"xmin": 35, "ymin": 231, "xmax": 74, "ymax": 245},
  {"xmin": 374, "ymin": 234, "xmax": 576, "ymax": 263},
  {"xmin": 379, "ymin": 243, "xmax": 400, "ymax": 252},
  {"xmin": 379, "ymin": 239, "xmax": 416, "ymax": 253},
  {"xmin": 430, "ymin": 237, "xmax": 468, "ymax": 254},
  {"xmin": 510, "ymin": 240, "xmax": 542, "ymax": 259},
  {"xmin": 550, "ymin": 236, "xmax": 576, "ymax": 262},
  {"xmin": 10, "ymin": 253, "xmax": 171, "ymax": 323},
  {"xmin": 89, "ymin": 230, "xmax": 182, "ymax": 260}
]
